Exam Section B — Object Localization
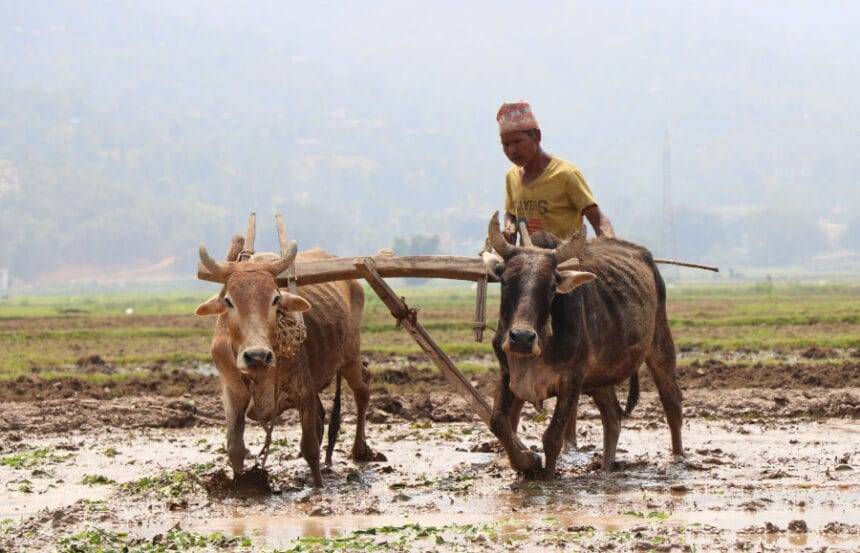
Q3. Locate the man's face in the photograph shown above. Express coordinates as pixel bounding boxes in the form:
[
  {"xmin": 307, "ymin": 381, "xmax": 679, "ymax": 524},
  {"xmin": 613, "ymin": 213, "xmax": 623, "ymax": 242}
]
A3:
[{"xmin": 501, "ymin": 130, "xmax": 539, "ymax": 167}]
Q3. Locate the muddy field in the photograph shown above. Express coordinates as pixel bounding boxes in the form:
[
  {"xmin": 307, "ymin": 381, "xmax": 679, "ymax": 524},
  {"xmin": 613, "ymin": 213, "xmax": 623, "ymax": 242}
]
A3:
[{"xmin": 1, "ymin": 285, "xmax": 859, "ymax": 551}]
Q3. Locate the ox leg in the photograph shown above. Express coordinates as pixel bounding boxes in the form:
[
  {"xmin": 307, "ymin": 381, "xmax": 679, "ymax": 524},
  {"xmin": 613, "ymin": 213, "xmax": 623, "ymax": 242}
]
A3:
[
  {"xmin": 646, "ymin": 322, "xmax": 683, "ymax": 457},
  {"xmin": 563, "ymin": 399, "xmax": 579, "ymax": 451},
  {"xmin": 316, "ymin": 395, "xmax": 325, "ymax": 448},
  {"xmin": 342, "ymin": 361, "xmax": 374, "ymax": 462},
  {"xmin": 491, "ymin": 383, "xmax": 543, "ymax": 477},
  {"xmin": 223, "ymin": 387, "xmax": 250, "ymax": 475},
  {"xmin": 591, "ymin": 386, "xmax": 622, "ymax": 471},
  {"xmin": 542, "ymin": 377, "xmax": 581, "ymax": 479},
  {"xmin": 299, "ymin": 393, "xmax": 323, "ymax": 487},
  {"xmin": 509, "ymin": 396, "xmax": 524, "ymax": 434},
  {"xmin": 491, "ymin": 338, "xmax": 542, "ymax": 476}
]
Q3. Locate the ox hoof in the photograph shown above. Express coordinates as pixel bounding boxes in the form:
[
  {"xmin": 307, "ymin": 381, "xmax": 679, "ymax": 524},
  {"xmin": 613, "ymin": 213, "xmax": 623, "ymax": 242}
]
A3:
[
  {"xmin": 522, "ymin": 466, "xmax": 548, "ymax": 481},
  {"xmin": 229, "ymin": 456, "xmax": 248, "ymax": 476},
  {"xmin": 602, "ymin": 461, "xmax": 621, "ymax": 473},
  {"xmin": 517, "ymin": 451, "xmax": 544, "ymax": 479},
  {"xmin": 542, "ymin": 468, "xmax": 559, "ymax": 480},
  {"xmin": 352, "ymin": 443, "xmax": 386, "ymax": 463}
]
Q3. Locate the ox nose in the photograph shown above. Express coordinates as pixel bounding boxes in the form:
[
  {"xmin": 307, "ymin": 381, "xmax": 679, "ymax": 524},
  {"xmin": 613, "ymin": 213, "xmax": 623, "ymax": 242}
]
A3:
[
  {"xmin": 242, "ymin": 348, "xmax": 274, "ymax": 369},
  {"xmin": 508, "ymin": 329, "xmax": 536, "ymax": 349}
]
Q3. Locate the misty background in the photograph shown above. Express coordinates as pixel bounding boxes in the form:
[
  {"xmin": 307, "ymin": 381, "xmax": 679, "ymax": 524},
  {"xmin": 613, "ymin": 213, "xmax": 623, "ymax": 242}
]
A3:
[{"xmin": 1, "ymin": 0, "xmax": 858, "ymax": 288}]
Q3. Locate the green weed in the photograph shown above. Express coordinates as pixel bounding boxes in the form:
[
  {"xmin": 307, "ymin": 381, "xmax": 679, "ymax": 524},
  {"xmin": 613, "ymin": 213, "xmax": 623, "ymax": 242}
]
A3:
[
  {"xmin": 121, "ymin": 463, "xmax": 214, "ymax": 498},
  {"xmin": 101, "ymin": 447, "xmax": 119, "ymax": 458},
  {"xmin": 56, "ymin": 527, "xmax": 252, "ymax": 552},
  {"xmin": 81, "ymin": 474, "xmax": 115, "ymax": 486},
  {"xmin": 0, "ymin": 447, "xmax": 73, "ymax": 469}
]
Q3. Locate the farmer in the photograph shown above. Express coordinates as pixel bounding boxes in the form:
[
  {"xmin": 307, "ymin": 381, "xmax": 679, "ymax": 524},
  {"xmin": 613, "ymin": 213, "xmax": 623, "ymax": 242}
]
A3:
[{"xmin": 498, "ymin": 100, "xmax": 615, "ymax": 244}]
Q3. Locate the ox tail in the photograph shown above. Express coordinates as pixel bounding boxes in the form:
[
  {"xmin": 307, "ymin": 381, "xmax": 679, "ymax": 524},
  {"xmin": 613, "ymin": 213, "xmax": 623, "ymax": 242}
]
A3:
[
  {"xmin": 325, "ymin": 372, "xmax": 343, "ymax": 466},
  {"xmin": 624, "ymin": 372, "xmax": 640, "ymax": 416}
]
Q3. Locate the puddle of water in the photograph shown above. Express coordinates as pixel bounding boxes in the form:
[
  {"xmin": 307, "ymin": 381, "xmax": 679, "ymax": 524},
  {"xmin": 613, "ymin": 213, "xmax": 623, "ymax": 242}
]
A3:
[
  {"xmin": 155, "ymin": 507, "xmax": 860, "ymax": 551},
  {"xmin": 4, "ymin": 416, "xmax": 860, "ymax": 551}
]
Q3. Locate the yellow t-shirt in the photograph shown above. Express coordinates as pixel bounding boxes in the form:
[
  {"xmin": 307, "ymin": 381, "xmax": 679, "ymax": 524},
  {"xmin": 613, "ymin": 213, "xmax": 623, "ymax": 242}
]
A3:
[{"xmin": 504, "ymin": 157, "xmax": 597, "ymax": 239}]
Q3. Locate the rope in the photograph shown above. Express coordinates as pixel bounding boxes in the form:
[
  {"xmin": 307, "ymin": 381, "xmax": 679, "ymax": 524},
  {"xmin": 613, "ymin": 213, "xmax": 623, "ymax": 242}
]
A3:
[
  {"xmin": 275, "ymin": 307, "xmax": 307, "ymax": 359},
  {"xmin": 395, "ymin": 305, "xmax": 419, "ymax": 328},
  {"xmin": 253, "ymin": 305, "xmax": 307, "ymax": 468}
]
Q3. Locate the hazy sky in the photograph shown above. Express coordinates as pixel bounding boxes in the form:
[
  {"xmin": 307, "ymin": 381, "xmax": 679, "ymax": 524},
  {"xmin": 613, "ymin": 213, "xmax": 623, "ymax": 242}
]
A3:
[
  {"xmin": 136, "ymin": 0, "xmax": 859, "ymax": 208},
  {"xmin": 2, "ymin": 1, "xmax": 859, "ymax": 281}
]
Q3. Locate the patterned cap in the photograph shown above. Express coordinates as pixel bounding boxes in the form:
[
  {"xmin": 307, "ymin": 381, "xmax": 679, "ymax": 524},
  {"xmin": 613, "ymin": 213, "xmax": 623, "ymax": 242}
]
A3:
[{"xmin": 497, "ymin": 100, "xmax": 539, "ymax": 134}]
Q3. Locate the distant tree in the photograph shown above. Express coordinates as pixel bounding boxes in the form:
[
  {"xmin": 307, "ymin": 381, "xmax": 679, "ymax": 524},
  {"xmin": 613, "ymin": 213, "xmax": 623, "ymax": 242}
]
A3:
[
  {"xmin": 745, "ymin": 208, "xmax": 829, "ymax": 266},
  {"xmin": 391, "ymin": 234, "xmax": 440, "ymax": 285},
  {"xmin": 675, "ymin": 209, "xmax": 726, "ymax": 261},
  {"xmin": 392, "ymin": 234, "xmax": 440, "ymax": 256}
]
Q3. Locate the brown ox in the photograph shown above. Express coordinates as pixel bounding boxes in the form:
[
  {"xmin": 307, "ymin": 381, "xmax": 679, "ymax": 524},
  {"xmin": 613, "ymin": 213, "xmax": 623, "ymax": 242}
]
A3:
[
  {"xmin": 195, "ymin": 237, "xmax": 375, "ymax": 487},
  {"xmin": 483, "ymin": 212, "xmax": 683, "ymax": 478}
]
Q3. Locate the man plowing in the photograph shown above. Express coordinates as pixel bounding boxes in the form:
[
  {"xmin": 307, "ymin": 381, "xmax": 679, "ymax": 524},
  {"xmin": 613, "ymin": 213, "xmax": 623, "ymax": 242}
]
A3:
[{"xmin": 495, "ymin": 100, "xmax": 638, "ymax": 453}]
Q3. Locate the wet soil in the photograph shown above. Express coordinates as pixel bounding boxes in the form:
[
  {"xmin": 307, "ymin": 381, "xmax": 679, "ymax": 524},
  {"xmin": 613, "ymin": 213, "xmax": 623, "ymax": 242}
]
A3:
[
  {"xmin": 1, "ymin": 411, "xmax": 858, "ymax": 552},
  {"xmin": 2, "ymin": 350, "xmax": 859, "ymax": 404},
  {"xmin": 1, "ymin": 350, "xmax": 859, "ymax": 550},
  {"xmin": 0, "ymin": 359, "xmax": 860, "ymax": 433}
]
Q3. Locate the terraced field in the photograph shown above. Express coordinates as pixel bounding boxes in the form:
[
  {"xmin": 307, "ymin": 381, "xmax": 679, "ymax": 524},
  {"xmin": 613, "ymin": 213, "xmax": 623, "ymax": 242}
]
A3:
[{"xmin": 0, "ymin": 282, "xmax": 858, "ymax": 551}]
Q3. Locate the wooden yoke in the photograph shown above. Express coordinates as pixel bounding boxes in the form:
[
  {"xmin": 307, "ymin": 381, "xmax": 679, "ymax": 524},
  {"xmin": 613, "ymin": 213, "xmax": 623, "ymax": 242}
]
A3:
[
  {"xmin": 199, "ymin": 255, "xmax": 500, "ymax": 286},
  {"xmin": 354, "ymin": 258, "xmax": 526, "ymax": 452}
]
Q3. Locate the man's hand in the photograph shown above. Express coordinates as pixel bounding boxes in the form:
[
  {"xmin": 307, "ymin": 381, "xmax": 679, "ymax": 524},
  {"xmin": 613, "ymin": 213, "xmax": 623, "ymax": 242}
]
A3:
[
  {"xmin": 502, "ymin": 212, "xmax": 518, "ymax": 245},
  {"xmin": 583, "ymin": 204, "xmax": 615, "ymax": 239},
  {"xmin": 502, "ymin": 223, "xmax": 517, "ymax": 245}
]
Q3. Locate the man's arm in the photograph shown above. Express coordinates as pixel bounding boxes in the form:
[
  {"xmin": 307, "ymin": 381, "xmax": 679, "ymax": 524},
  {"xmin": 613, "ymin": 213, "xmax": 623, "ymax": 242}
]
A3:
[
  {"xmin": 583, "ymin": 204, "xmax": 615, "ymax": 238},
  {"xmin": 503, "ymin": 211, "xmax": 518, "ymax": 244}
]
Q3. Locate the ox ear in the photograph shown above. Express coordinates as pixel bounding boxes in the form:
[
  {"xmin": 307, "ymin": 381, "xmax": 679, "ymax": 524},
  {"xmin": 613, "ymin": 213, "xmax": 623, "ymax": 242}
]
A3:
[
  {"xmin": 195, "ymin": 294, "xmax": 228, "ymax": 317},
  {"xmin": 279, "ymin": 292, "xmax": 311, "ymax": 313},
  {"xmin": 556, "ymin": 270, "xmax": 596, "ymax": 294}
]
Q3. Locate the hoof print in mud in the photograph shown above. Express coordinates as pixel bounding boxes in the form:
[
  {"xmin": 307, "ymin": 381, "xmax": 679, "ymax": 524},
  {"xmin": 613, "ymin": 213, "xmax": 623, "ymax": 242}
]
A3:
[{"xmin": 204, "ymin": 466, "xmax": 272, "ymax": 497}]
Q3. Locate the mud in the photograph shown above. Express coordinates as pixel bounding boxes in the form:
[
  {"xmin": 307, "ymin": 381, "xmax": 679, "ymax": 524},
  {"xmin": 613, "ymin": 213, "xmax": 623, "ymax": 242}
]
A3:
[
  {"xmin": 1, "ymin": 337, "xmax": 859, "ymax": 550},
  {"xmin": 3, "ymin": 347, "xmax": 858, "ymax": 404},
  {"xmin": 0, "ymin": 364, "xmax": 220, "ymax": 402},
  {"xmin": 2, "ymin": 410, "xmax": 859, "ymax": 552}
]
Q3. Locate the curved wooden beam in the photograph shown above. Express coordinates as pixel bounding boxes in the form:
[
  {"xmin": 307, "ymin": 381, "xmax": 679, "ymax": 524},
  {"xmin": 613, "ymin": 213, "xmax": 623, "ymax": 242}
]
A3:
[
  {"xmin": 198, "ymin": 255, "xmax": 499, "ymax": 286},
  {"xmin": 197, "ymin": 253, "xmax": 717, "ymax": 285}
]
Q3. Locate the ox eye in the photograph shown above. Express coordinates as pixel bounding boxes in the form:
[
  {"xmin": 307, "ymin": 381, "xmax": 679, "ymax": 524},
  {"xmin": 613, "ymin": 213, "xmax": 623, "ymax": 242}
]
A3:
[
  {"xmin": 224, "ymin": 297, "xmax": 234, "ymax": 309},
  {"xmin": 272, "ymin": 295, "xmax": 280, "ymax": 306}
]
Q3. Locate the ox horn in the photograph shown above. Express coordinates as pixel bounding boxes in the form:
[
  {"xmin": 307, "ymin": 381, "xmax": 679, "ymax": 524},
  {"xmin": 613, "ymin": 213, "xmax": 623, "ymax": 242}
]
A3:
[
  {"xmin": 488, "ymin": 211, "xmax": 514, "ymax": 259},
  {"xmin": 554, "ymin": 225, "xmax": 586, "ymax": 265},
  {"xmin": 517, "ymin": 221, "xmax": 534, "ymax": 247},
  {"xmin": 199, "ymin": 244, "xmax": 232, "ymax": 282},
  {"xmin": 263, "ymin": 241, "xmax": 298, "ymax": 277}
]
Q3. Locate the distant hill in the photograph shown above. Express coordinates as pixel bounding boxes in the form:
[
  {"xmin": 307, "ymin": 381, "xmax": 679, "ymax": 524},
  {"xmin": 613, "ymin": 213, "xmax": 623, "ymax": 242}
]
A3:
[{"xmin": 1, "ymin": 1, "xmax": 858, "ymax": 283}]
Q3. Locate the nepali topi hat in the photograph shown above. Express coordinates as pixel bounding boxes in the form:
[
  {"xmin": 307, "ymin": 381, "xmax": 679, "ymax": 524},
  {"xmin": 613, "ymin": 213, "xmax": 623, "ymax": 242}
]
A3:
[{"xmin": 497, "ymin": 100, "xmax": 540, "ymax": 134}]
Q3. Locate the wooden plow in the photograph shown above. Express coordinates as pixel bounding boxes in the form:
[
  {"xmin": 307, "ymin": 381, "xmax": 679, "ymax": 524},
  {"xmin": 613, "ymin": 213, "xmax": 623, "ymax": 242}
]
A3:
[
  {"xmin": 198, "ymin": 213, "xmax": 717, "ymax": 451},
  {"xmin": 200, "ymin": 214, "xmax": 517, "ymax": 443}
]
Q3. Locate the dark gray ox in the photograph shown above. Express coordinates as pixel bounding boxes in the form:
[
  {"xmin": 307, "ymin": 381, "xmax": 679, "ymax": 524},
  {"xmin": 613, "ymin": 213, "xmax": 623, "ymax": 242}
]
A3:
[
  {"xmin": 195, "ymin": 237, "xmax": 376, "ymax": 487},
  {"xmin": 483, "ymin": 213, "xmax": 683, "ymax": 478}
]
